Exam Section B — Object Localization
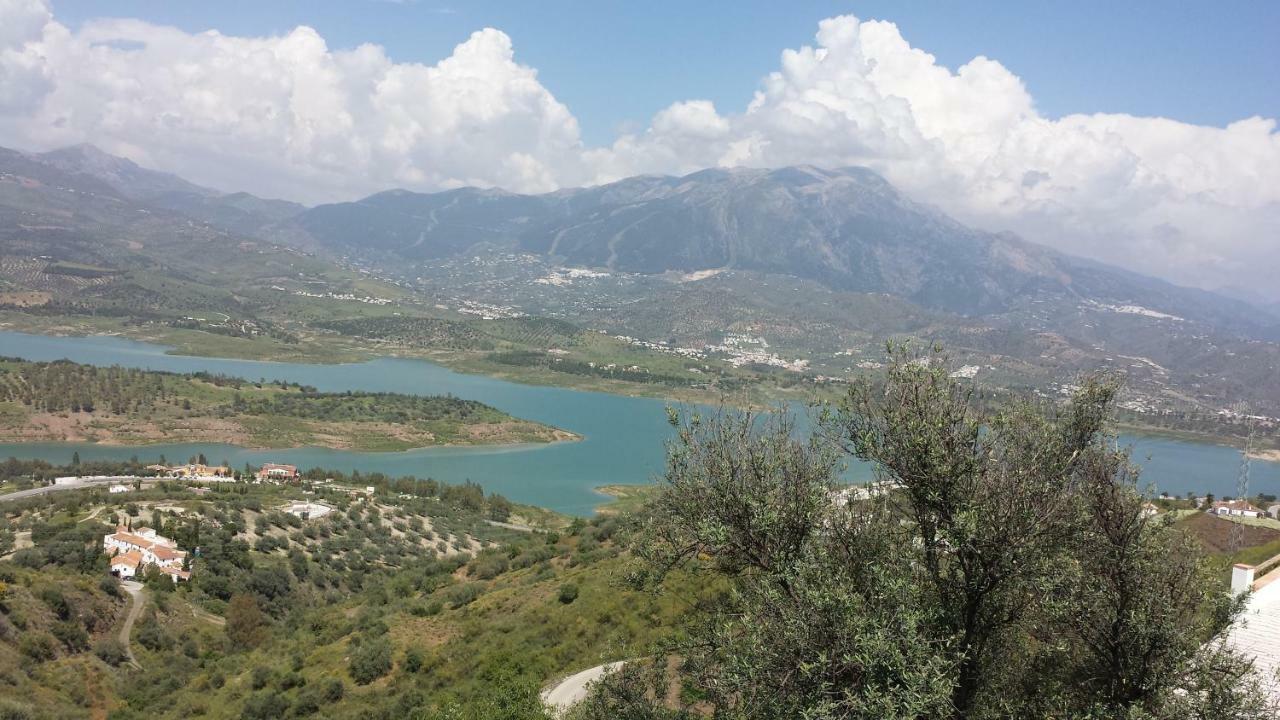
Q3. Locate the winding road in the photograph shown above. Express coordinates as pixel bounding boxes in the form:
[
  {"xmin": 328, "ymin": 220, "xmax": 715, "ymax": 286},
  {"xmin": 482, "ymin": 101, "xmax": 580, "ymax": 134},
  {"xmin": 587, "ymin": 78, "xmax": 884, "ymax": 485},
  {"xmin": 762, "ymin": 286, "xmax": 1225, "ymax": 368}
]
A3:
[
  {"xmin": 118, "ymin": 580, "xmax": 145, "ymax": 669},
  {"xmin": 541, "ymin": 661, "xmax": 627, "ymax": 717}
]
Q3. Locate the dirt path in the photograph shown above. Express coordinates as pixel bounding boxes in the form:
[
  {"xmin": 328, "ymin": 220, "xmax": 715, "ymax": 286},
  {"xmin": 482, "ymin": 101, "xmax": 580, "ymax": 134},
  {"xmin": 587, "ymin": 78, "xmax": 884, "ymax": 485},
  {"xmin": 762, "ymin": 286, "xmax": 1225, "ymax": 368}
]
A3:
[
  {"xmin": 118, "ymin": 581, "xmax": 145, "ymax": 669},
  {"xmin": 542, "ymin": 661, "xmax": 627, "ymax": 717},
  {"xmin": 486, "ymin": 519, "xmax": 536, "ymax": 533}
]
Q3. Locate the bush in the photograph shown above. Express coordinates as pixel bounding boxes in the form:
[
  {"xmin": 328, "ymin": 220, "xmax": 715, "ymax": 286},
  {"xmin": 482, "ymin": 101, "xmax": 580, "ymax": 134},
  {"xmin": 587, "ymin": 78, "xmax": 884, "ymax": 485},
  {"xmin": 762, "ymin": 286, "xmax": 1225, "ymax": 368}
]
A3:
[
  {"xmin": 445, "ymin": 583, "xmax": 482, "ymax": 609},
  {"xmin": 18, "ymin": 632, "xmax": 57, "ymax": 662},
  {"xmin": 0, "ymin": 699, "xmax": 33, "ymax": 720},
  {"xmin": 241, "ymin": 691, "xmax": 290, "ymax": 720},
  {"xmin": 52, "ymin": 620, "xmax": 89, "ymax": 652},
  {"xmin": 251, "ymin": 665, "xmax": 273, "ymax": 690},
  {"xmin": 403, "ymin": 646, "xmax": 424, "ymax": 674},
  {"xmin": 349, "ymin": 637, "xmax": 393, "ymax": 685},
  {"xmin": 322, "ymin": 678, "xmax": 345, "ymax": 702},
  {"xmin": 135, "ymin": 617, "xmax": 174, "ymax": 651},
  {"xmin": 93, "ymin": 637, "xmax": 129, "ymax": 666},
  {"xmin": 558, "ymin": 583, "xmax": 579, "ymax": 605},
  {"xmin": 98, "ymin": 575, "xmax": 121, "ymax": 598}
]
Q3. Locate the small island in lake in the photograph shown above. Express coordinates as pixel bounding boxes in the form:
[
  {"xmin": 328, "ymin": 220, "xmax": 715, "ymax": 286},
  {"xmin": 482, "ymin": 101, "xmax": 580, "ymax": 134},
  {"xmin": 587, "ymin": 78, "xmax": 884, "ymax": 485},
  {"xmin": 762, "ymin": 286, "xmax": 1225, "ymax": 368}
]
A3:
[{"xmin": 0, "ymin": 357, "xmax": 576, "ymax": 450}]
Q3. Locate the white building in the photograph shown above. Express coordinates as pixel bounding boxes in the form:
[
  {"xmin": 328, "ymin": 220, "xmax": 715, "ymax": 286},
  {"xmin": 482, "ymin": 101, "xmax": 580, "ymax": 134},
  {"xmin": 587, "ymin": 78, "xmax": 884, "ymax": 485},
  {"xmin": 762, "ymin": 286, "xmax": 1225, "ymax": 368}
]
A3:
[
  {"xmin": 108, "ymin": 484, "xmax": 131, "ymax": 494},
  {"xmin": 281, "ymin": 501, "xmax": 333, "ymax": 519},
  {"xmin": 103, "ymin": 527, "xmax": 190, "ymax": 581},
  {"xmin": 1210, "ymin": 500, "xmax": 1264, "ymax": 518}
]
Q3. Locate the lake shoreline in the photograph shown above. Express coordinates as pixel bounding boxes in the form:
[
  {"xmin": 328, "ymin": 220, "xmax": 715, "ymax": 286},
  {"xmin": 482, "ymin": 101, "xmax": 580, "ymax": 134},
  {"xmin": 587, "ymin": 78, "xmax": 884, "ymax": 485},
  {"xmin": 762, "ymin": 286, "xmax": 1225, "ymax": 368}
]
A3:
[{"xmin": 0, "ymin": 329, "xmax": 1275, "ymax": 516}]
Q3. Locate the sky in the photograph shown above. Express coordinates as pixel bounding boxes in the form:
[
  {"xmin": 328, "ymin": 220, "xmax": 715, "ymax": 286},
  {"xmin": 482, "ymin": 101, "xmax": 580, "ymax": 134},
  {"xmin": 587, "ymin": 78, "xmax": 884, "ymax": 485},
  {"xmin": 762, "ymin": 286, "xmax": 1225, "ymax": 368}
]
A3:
[{"xmin": 1, "ymin": 0, "xmax": 1278, "ymax": 299}]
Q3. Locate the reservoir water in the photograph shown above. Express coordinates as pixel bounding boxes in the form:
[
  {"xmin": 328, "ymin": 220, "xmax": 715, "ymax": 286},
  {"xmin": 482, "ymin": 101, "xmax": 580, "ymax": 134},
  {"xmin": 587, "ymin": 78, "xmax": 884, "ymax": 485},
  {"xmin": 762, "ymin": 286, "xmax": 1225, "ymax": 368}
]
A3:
[{"xmin": 0, "ymin": 330, "xmax": 1276, "ymax": 515}]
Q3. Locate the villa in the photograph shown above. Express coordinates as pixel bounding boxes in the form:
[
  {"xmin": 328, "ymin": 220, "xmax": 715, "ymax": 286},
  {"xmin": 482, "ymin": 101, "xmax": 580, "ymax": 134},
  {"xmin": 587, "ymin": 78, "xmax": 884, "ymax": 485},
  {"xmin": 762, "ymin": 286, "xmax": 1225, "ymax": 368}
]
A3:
[
  {"xmin": 257, "ymin": 463, "xmax": 299, "ymax": 483},
  {"xmin": 103, "ymin": 526, "xmax": 190, "ymax": 581},
  {"xmin": 1209, "ymin": 500, "xmax": 1264, "ymax": 518},
  {"xmin": 164, "ymin": 463, "xmax": 233, "ymax": 480}
]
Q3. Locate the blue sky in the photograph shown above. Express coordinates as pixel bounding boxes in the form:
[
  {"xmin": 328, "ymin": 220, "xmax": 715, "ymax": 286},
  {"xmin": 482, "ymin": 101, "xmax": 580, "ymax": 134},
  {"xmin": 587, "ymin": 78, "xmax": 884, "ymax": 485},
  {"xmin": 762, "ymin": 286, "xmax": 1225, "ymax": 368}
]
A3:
[{"xmin": 48, "ymin": 0, "xmax": 1280, "ymax": 146}]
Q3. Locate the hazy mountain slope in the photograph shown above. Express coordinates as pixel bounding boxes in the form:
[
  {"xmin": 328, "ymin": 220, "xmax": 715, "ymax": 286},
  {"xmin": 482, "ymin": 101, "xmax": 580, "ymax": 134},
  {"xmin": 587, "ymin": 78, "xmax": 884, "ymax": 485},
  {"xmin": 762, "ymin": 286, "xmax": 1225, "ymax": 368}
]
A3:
[
  {"xmin": 288, "ymin": 165, "xmax": 1274, "ymax": 337},
  {"xmin": 31, "ymin": 144, "xmax": 304, "ymax": 236}
]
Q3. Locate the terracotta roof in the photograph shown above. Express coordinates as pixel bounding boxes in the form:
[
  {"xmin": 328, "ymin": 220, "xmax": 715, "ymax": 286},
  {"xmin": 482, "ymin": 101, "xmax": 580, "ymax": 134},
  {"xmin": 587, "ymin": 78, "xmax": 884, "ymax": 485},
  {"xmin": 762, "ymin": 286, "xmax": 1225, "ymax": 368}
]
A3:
[
  {"xmin": 111, "ymin": 550, "xmax": 142, "ymax": 569},
  {"xmin": 109, "ymin": 531, "xmax": 156, "ymax": 548},
  {"xmin": 150, "ymin": 545, "xmax": 186, "ymax": 561}
]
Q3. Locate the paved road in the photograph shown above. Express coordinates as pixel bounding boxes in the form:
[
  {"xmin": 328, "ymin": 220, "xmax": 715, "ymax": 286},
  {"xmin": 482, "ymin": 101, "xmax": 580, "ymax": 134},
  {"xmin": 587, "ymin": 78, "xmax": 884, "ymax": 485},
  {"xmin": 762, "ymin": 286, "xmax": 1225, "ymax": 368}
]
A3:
[
  {"xmin": 541, "ymin": 661, "xmax": 627, "ymax": 717},
  {"xmin": 118, "ymin": 580, "xmax": 145, "ymax": 669},
  {"xmin": 0, "ymin": 477, "xmax": 141, "ymax": 503}
]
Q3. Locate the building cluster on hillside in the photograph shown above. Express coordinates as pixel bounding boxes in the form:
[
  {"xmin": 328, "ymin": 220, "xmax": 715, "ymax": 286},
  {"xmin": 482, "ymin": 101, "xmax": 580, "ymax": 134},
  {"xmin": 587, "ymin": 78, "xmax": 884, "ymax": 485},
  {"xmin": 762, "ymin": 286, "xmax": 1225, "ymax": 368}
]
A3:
[
  {"xmin": 148, "ymin": 463, "xmax": 233, "ymax": 481},
  {"xmin": 103, "ymin": 526, "xmax": 190, "ymax": 582}
]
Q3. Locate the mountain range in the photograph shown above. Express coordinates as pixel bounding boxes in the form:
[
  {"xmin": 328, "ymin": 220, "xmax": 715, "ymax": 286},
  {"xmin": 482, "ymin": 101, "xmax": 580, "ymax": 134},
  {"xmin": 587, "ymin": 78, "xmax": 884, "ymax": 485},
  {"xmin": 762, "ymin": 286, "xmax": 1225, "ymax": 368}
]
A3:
[
  {"xmin": 2, "ymin": 143, "xmax": 1278, "ymax": 413},
  {"xmin": 289, "ymin": 164, "xmax": 1275, "ymax": 336}
]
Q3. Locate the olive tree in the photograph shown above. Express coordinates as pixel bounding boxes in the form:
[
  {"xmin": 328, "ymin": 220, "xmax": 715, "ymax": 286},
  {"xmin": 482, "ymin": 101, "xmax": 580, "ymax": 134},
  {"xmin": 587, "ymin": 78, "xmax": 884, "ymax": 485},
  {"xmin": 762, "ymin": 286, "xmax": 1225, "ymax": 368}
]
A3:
[{"xmin": 584, "ymin": 345, "xmax": 1271, "ymax": 720}]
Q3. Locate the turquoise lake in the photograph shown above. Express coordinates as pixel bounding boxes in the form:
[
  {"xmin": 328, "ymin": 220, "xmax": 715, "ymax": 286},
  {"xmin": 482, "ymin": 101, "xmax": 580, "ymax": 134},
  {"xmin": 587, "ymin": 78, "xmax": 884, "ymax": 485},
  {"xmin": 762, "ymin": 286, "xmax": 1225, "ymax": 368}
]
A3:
[{"xmin": 0, "ymin": 330, "xmax": 1276, "ymax": 515}]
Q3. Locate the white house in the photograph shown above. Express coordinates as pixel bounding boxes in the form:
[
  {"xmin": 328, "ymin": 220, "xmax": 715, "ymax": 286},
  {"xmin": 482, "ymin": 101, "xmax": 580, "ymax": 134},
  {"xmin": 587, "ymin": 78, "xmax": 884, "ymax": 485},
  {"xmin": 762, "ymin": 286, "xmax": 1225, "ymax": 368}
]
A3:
[
  {"xmin": 1209, "ymin": 500, "xmax": 1264, "ymax": 518},
  {"xmin": 103, "ymin": 527, "xmax": 190, "ymax": 580},
  {"xmin": 109, "ymin": 551, "xmax": 143, "ymax": 579},
  {"xmin": 108, "ymin": 484, "xmax": 131, "ymax": 494}
]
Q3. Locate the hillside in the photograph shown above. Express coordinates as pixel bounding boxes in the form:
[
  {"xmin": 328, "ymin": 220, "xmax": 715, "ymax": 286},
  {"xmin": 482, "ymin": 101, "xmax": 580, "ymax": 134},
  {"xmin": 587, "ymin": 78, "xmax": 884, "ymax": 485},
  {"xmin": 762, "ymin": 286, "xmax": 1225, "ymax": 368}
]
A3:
[
  {"xmin": 0, "ymin": 465, "xmax": 680, "ymax": 719},
  {"xmin": 0, "ymin": 358, "xmax": 574, "ymax": 450}
]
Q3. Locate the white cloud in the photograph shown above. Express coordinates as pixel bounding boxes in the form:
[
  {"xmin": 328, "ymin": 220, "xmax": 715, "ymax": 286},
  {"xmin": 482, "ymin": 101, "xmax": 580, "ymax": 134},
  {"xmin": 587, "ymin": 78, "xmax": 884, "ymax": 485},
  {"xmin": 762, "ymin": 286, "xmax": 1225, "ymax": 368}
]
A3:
[
  {"xmin": 0, "ymin": 3, "xmax": 591, "ymax": 200},
  {"xmin": 0, "ymin": 4, "xmax": 1276, "ymax": 297},
  {"xmin": 598, "ymin": 16, "xmax": 1280, "ymax": 295}
]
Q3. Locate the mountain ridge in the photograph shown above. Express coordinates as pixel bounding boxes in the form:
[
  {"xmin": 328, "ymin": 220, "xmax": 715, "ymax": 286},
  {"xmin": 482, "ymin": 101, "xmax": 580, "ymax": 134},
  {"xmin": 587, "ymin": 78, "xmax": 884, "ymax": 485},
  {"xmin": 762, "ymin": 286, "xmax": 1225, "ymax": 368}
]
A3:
[{"xmin": 286, "ymin": 164, "xmax": 1274, "ymax": 337}]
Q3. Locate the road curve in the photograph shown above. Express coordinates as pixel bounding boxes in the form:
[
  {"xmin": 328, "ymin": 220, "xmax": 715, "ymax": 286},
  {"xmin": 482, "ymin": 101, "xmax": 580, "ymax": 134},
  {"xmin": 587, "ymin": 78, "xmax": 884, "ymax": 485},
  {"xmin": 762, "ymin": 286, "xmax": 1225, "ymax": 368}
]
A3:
[
  {"xmin": 118, "ymin": 580, "xmax": 146, "ymax": 669},
  {"xmin": 541, "ymin": 661, "xmax": 627, "ymax": 717}
]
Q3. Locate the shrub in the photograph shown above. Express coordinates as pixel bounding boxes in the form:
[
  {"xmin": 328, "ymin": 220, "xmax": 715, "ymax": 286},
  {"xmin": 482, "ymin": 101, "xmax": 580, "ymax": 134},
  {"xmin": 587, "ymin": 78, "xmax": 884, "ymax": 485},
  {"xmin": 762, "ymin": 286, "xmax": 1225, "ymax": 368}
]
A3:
[
  {"xmin": 403, "ymin": 646, "xmax": 424, "ymax": 674},
  {"xmin": 445, "ymin": 582, "xmax": 482, "ymax": 609},
  {"xmin": 241, "ymin": 691, "xmax": 290, "ymax": 720},
  {"xmin": 18, "ymin": 632, "xmax": 57, "ymax": 662},
  {"xmin": 349, "ymin": 637, "xmax": 393, "ymax": 685},
  {"xmin": 558, "ymin": 583, "xmax": 579, "ymax": 605},
  {"xmin": 135, "ymin": 617, "xmax": 174, "ymax": 651},
  {"xmin": 98, "ymin": 575, "xmax": 121, "ymax": 598},
  {"xmin": 250, "ymin": 665, "xmax": 273, "ymax": 690},
  {"xmin": 0, "ymin": 699, "xmax": 33, "ymax": 720},
  {"xmin": 93, "ymin": 638, "xmax": 129, "ymax": 666},
  {"xmin": 52, "ymin": 620, "xmax": 89, "ymax": 652},
  {"xmin": 322, "ymin": 678, "xmax": 345, "ymax": 702}
]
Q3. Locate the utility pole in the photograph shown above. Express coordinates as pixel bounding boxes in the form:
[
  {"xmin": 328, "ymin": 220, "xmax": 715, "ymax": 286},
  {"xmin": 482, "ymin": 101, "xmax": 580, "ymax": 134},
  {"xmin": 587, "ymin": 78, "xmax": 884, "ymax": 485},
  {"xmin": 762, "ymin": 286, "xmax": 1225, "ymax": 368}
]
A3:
[{"xmin": 1229, "ymin": 405, "xmax": 1256, "ymax": 556}]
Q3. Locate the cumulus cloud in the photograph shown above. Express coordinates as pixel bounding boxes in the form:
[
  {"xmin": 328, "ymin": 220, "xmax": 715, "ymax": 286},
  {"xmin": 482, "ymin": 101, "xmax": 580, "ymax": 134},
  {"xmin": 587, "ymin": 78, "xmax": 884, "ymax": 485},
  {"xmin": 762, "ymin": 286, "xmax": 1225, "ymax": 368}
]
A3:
[
  {"xmin": 0, "ymin": 2, "xmax": 591, "ymax": 200},
  {"xmin": 0, "ymin": 3, "xmax": 1276, "ymax": 297},
  {"xmin": 600, "ymin": 17, "xmax": 1280, "ymax": 295}
]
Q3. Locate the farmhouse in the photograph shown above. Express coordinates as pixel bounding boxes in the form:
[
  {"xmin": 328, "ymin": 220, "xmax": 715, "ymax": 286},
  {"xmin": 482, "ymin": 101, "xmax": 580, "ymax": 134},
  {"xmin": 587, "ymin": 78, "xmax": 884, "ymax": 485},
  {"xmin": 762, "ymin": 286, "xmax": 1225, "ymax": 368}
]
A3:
[
  {"xmin": 1209, "ymin": 500, "xmax": 1264, "ymax": 518},
  {"xmin": 109, "ymin": 551, "xmax": 143, "ymax": 579},
  {"xmin": 103, "ymin": 526, "xmax": 190, "ymax": 581}
]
